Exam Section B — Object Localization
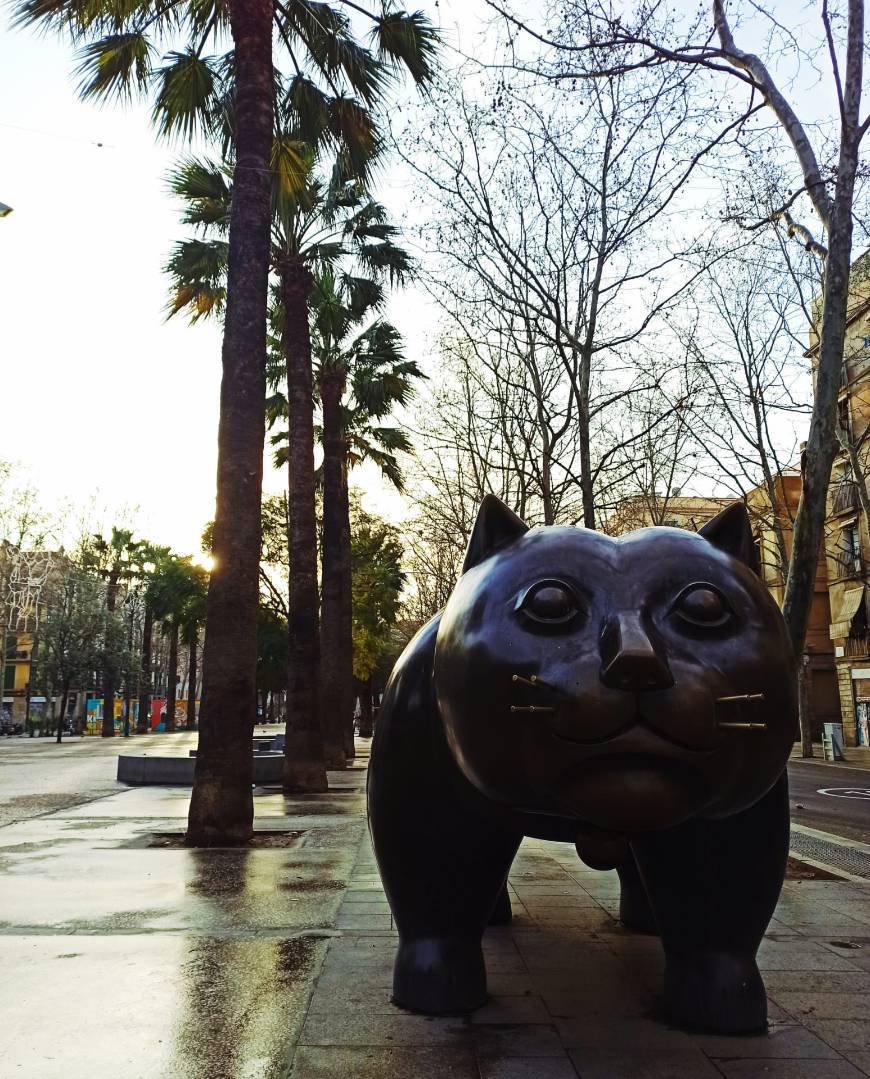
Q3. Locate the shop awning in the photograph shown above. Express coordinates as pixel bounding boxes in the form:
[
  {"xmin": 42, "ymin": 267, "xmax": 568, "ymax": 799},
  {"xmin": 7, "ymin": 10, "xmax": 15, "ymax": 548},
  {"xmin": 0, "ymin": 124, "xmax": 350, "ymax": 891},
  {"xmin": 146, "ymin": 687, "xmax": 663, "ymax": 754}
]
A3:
[{"xmin": 830, "ymin": 584, "xmax": 866, "ymax": 639}]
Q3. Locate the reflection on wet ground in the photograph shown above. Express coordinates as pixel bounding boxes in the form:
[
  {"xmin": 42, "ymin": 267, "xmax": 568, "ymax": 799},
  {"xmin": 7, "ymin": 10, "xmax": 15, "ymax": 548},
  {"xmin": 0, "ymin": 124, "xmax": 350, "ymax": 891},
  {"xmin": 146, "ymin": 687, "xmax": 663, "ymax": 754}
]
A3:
[{"xmin": 0, "ymin": 751, "xmax": 371, "ymax": 1078}]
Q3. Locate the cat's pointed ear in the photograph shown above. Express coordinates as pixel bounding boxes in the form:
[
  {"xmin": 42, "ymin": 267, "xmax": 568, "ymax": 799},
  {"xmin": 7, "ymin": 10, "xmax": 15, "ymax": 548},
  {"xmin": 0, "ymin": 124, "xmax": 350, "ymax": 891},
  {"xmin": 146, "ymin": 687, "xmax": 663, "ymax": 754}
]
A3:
[
  {"xmin": 699, "ymin": 502, "xmax": 760, "ymax": 575},
  {"xmin": 462, "ymin": 495, "xmax": 529, "ymax": 573}
]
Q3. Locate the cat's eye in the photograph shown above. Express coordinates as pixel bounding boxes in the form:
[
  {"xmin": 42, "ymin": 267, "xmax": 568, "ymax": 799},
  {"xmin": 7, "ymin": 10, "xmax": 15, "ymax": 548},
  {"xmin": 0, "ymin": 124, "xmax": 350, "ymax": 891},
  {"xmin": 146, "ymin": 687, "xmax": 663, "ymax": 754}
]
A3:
[
  {"xmin": 673, "ymin": 584, "xmax": 732, "ymax": 629},
  {"xmin": 518, "ymin": 580, "xmax": 581, "ymax": 625}
]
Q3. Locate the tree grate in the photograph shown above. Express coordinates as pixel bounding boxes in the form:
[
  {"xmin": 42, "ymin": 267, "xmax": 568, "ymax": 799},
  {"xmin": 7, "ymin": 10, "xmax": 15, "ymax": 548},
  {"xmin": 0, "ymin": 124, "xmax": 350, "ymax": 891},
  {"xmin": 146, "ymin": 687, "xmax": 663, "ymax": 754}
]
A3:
[{"xmin": 790, "ymin": 831, "xmax": 870, "ymax": 879}]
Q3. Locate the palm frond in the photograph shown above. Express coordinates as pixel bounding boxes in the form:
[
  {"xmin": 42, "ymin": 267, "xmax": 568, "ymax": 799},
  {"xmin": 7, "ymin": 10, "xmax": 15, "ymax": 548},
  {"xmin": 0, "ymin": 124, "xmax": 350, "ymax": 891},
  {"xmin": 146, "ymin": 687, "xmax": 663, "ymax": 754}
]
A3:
[
  {"xmin": 74, "ymin": 32, "xmax": 154, "ymax": 100},
  {"xmin": 326, "ymin": 34, "xmax": 388, "ymax": 105},
  {"xmin": 152, "ymin": 49, "xmax": 221, "ymax": 140},
  {"xmin": 167, "ymin": 156, "xmax": 231, "ymax": 229},
  {"xmin": 327, "ymin": 96, "xmax": 380, "ymax": 179},
  {"xmin": 183, "ymin": 0, "xmax": 229, "ymax": 39},
  {"xmin": 272, "ymin": 134, "xmax": 313, "ymax": 199},
  {"xmin": 164, "ymin": 237, "xmax": 229, "ymax": 322},
  {"xmin": 283, "ymin": 75, "xmax": 332, "ymax": 148},
  {"xmin": 355, "ymin": 240, "xmax": 413, "ymax": 285},
  {"xmin": 340, "ymin": 273, "xmax": 384, "ymax": 318},
  {"xmin": 371, "ymin": 10, "xmax": 440, "ymax": 85}
]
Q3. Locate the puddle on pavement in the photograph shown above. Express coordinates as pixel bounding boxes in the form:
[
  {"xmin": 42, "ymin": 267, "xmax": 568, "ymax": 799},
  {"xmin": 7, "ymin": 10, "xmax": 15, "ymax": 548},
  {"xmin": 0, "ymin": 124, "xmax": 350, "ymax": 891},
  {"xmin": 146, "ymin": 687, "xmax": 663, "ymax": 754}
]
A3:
[{"xmin": 148, "ymin": 830, "xmax": 306, "ymax": 849}]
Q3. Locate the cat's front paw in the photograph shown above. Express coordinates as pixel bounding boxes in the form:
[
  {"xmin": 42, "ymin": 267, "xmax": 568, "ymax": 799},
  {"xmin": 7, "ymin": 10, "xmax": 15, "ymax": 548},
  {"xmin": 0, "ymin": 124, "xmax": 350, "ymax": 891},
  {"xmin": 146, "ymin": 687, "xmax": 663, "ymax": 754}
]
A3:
[
  {"xmin": 663, "ymin": 952, "xmax": 767, "ymax": 1033},
  {"xmin": 392, "ymin": 936, "xmax": 487, "ymax": 1014}
]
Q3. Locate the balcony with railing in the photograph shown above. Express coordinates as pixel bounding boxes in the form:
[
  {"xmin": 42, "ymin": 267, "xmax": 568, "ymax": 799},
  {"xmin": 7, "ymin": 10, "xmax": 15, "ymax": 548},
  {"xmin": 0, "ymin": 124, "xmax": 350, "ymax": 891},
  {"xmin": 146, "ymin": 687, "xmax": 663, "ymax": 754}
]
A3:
[
  {"xmin": 832, "ymin": 481, "xmax": 861, "ymax": 516},
  {"xmin": 844, "ymin": 633, "xmax": 870, "ymax": 658},
  {"xmin": 831, "ymin": 551, "xmax": 865, "ymax": 581}
]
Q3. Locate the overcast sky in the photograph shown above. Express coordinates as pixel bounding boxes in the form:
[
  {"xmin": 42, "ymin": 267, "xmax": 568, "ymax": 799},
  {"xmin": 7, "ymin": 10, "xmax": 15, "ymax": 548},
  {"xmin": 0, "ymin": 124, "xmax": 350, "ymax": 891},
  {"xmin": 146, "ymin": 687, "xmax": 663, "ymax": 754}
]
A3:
[
  {"xmin": 0, "ymin": 1, "xmax": 492, "ymax": 555},
  {"xmin": 0, "ymin": 0, "xmax": 844, "ymax": 553}
]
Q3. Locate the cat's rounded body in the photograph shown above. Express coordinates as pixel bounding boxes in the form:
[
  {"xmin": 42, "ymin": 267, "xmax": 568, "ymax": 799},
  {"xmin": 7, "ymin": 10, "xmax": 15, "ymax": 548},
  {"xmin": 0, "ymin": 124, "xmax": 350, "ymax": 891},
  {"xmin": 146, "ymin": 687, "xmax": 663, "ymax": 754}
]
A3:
[{"xmin": 368, "ymin": 497, "xmax": 796, "ymax": 1034}]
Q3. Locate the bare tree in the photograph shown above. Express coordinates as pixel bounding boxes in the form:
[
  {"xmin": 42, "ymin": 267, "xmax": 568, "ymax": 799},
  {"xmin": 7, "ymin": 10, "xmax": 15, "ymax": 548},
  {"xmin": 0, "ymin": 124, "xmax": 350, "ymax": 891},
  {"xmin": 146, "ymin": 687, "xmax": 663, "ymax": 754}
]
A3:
[
  {"xmin": 488, "ymin": 0, "xmax": 870, "ymax": 660},
  {"xmin": 396, "ymin": 48, "xmax": 754, "ymax": 528}
]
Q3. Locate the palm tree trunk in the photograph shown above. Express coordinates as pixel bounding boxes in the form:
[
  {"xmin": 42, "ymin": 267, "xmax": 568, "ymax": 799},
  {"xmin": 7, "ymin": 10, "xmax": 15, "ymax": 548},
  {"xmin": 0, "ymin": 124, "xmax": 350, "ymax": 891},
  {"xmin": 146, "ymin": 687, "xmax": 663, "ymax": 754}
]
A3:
[
  {"xmin": 358, "ymin": 676, "xmax": 373, "ymax": 738},
  {"xmin": 339, "ymin": 460, "xmax": 355, "ymax": 760},
  {"xmin": 165, "ymin": 622, "xmax": 179, "ymax": 732},
  {"xmin": 101, "ymin": 566, "xmax": 120, "ymax": 738},
  {"xmin": 56, "ymin": 680, "xmax": 70, "ymax": 744},
  {"xmin": 101, "ymin": 668, "xmax": 116, "ymax": 737},
  {"xmin": 137, "ymin": 603, "xmax": 153, "ymax": 734},
  {"xmin": 186, "ymin": 633, "xmax": 198, "ymax": 730},
  {"xmin": 319, "ymin": 369, "xmax": 349, "ymax": 768},
  {"xmin": 281, "ymin": 261, "xmax": 328, "ymax": 791},
  {"xmin": 186, "ymin": 0, "xmax": 273, "ymax": 846}
]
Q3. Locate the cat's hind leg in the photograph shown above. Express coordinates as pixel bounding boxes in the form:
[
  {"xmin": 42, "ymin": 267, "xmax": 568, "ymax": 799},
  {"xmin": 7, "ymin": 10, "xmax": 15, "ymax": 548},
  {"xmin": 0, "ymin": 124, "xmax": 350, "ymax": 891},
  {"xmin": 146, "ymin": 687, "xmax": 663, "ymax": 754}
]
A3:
[
  {"xmin": 617, "ymin": 854, "xmax": 658, "ymax": 934},
  {"xmin": 630, "ymin": 772, "xmax": 789, "ymax": 1033}
]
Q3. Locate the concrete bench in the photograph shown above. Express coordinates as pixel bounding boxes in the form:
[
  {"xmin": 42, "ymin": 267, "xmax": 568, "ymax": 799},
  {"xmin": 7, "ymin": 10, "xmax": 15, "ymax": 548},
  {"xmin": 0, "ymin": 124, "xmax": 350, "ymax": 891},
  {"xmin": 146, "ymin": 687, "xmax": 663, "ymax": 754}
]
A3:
[{"xmin": 117, "ymin": 753, "xmax": 284, "ymax": 786}]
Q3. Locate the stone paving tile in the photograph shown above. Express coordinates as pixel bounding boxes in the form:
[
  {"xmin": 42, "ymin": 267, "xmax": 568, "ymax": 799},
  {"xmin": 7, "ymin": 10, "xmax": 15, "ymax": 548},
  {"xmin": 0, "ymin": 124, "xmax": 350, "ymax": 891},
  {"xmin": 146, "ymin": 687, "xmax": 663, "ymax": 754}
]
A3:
[
  {"xmin": 770, "ymin": 991, "xmax": 870, "ymax": 1019},
  {"xmin": 477, "ymin": 1054, "xmax": 579, "ymax": 1078},
  {"xmin": 515, "ymin": 892, "xmax": 603, "ymax": 908},
  {"xmin": 687, "ymin": 1023, "xmax": 841, "ymax": 1059},
  {"xmin": 335, "ymin": 913, "xmax": 395, "ymax": 931},
  {"xmin": 568, "ymin": 1047, "xmax": 722, "ymax": 1078},
  {"xmin": 757, "ymin": 940, "xmax": 863, "ymax": 971},
  {"xmin": 845, "ymin": 1052, "xmax": 870, "ymax": 1076},
  {"xmin": 554, "ymin": 1016, "xmax": 695, "ymax": 1050},
  {"xmin": 470, "ymin": 1023, "xmax": 567, "ymax": 1057},
  {"xmin": 763, "ymin": 970, "xmax": 870, "ymax": 993},
  {"xmin": 716, "ymin": 1061, "xmax": 868, "ymax": 1078},
  {"xmin": 800, "ymin": 1020, "xmax": 870, "ymax": 1053},
  {"xmin": 289, "ymin": 1045, "xmax": 479, "ymax": 1078},
  {"xmin": 470, "ymin": 994, "xmax": 551, "ymax": 1024},
  {"xmin": 299, "ymin": 1012, "xmax": 470, "ymax": 1046}
]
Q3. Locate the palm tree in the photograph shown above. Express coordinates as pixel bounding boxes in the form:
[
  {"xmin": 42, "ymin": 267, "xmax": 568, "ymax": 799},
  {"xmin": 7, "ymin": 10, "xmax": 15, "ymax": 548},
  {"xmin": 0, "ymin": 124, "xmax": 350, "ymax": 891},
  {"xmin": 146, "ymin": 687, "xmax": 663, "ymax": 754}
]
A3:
[
  {"xmin": 307, "ymin": 270, "xmax": 422, "ymax": 762},
  {"xmin": 168, "ymin": 156, "xmax": 413, "ymax": 786},
  {"xmin": 14, "ymin": 0, "xmax": 438, "ymax": 842},
  {"xmin": 132, "ymin": 543, "xmax": 172, "ymax": 734},
  {"xmin": 147, "ymin": 555, "xmax": 209, "ymax": 732},
  {"xmin": 87, "ymin": 529, "xmax": 141, "ymax": 737},
  {"xmin": 179, "ymin": 566, "xmax": 208, "ymax": 729}
]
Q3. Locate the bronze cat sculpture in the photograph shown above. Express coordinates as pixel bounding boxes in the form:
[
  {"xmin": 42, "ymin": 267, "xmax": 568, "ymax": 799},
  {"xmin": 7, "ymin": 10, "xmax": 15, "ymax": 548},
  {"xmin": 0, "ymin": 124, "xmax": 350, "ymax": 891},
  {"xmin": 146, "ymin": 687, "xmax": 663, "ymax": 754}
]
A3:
[{"xmin": 368, "ymin": 496, "xmax": 796, "ymax": 1033}]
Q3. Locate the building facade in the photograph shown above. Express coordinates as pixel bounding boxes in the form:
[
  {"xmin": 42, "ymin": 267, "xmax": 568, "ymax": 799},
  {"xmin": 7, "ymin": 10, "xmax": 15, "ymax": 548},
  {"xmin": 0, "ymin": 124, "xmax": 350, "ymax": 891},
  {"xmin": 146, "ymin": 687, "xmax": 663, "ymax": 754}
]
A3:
[{"xmin": 810, "ymin": 254, "xmax": 870, "ymax": 745}]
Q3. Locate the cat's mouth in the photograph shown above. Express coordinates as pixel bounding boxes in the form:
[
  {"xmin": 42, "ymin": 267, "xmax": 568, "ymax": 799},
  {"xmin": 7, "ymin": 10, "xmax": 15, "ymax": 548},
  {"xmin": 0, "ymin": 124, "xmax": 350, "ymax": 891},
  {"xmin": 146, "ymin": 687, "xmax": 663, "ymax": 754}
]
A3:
[{"xmin": 549, "ymin": 700, "xmax": 718, "ymax": 753}]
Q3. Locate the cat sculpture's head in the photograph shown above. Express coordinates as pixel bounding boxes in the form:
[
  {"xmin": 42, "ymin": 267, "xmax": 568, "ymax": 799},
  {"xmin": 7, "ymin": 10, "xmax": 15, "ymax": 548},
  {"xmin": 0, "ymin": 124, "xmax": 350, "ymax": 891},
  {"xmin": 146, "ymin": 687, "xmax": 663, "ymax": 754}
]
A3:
[{"xmin": 434, "ymin": 496, "xmax": 796, "ymax": 842}]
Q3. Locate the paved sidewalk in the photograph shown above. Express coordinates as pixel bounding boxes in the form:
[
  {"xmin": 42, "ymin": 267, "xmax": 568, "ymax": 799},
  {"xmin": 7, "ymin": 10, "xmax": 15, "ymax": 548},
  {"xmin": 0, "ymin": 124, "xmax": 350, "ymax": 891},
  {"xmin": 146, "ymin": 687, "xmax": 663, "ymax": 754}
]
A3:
[
  {"xmin": 292, "ymin": 832, "xmax": 870, "ymax": 1079},
  {"xmin": 2, "ymin": 741, "xmax": 870, "ymax": 1078}
]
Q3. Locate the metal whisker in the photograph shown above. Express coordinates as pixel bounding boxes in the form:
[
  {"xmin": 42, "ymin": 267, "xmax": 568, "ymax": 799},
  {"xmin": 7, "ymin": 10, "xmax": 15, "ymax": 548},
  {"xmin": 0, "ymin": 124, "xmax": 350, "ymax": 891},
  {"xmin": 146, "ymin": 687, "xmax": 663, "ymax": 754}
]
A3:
[
  {"xmin": 512, "ymin": 674, "xmax": 553, "ymax": 690},
  {"xmin": 510, "ymin": 705, "xmax": 556, "ymax": 714},
  {"xmin": 718, "ymin": 721, "xmax": 767, "ymax": 731},
  {"xmin": 716, "ymin": 693, "xmax": 766, "ymax": 703}
]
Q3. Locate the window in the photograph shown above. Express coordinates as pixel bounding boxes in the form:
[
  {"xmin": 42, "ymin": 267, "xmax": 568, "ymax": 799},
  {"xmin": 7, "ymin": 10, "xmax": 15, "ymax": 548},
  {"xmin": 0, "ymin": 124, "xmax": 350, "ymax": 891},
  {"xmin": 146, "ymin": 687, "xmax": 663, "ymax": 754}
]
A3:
[{"xmin": 838, "ymin": 395, "xmax": 852, "ymax": 438}]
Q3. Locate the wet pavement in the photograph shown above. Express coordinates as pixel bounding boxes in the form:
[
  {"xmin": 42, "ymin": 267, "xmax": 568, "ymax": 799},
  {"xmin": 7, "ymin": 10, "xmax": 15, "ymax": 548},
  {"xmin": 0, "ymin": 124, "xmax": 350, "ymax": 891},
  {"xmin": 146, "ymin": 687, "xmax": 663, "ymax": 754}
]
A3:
[{"xmin": 2, "ymin": 738, "xmax": 870, "ymax": 1078}]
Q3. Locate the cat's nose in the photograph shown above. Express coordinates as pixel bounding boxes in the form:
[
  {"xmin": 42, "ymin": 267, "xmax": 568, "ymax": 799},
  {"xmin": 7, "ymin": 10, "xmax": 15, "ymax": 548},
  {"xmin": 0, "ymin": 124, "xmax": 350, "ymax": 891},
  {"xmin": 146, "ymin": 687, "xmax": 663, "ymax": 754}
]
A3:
[{"xmin": 599, "ymin": 611, "xmax": 674, "ymax": 692}]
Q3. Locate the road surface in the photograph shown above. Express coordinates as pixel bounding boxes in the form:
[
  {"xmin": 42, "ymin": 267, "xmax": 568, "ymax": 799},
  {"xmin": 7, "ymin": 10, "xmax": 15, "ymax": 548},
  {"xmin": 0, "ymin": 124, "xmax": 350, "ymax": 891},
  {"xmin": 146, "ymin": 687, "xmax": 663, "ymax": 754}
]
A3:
[{"xmin": 788, "ymin": 758, "xmax": 870, "ymax": 845}]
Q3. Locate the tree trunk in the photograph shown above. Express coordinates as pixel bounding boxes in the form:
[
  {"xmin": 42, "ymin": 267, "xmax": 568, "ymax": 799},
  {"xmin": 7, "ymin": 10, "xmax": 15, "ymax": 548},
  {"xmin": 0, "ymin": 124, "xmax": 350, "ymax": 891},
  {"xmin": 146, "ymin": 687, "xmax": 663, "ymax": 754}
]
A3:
[
  {"xmin": 101, "ymin": 667, "xmax": 116, "ymax": 737},
  {"xmin": 798, "ymin": 654, "xmax": 814, "ymax": 758},
  {"xmin": 123, "ymin": 679, "xmax": 131, "ymax": 737},
  {"xmin": 165, "ymin": 622, "xmax": 179, "ymax": 732},
  {"xmin": 358, "ymin": 676, "xmax": 373, "ymax": 738},
  {"xmin": 339, "ymin": 467, "xmax": 355, "ymax": 760},
  {"xmin": 56, "ymin": 680, "xmax": 70, "ymax": 744},
  {"xmin": 186, "ymin": 633, "xmax": 198, "ymax": 730},
  {"xmin": 319, "ymin": 369, "xmax": 349, "ymax": 768},
  {"xmin": 100, "ymin": 565, "xmax": 120, "ymax": 737},
  {"xmin": 137, "ymin": 604, "xmax": 153, "ymax": 734},
  {"xmin": 186, "ymin": 0, "xmax": 273, "ymax": 846},
  {"xmin": 782, "ymin": 2, "xmax": 862, "ymax": 656},
  {"xmin": 281, "ymin": 261, "xmax": 328, "ymax": 791}
]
